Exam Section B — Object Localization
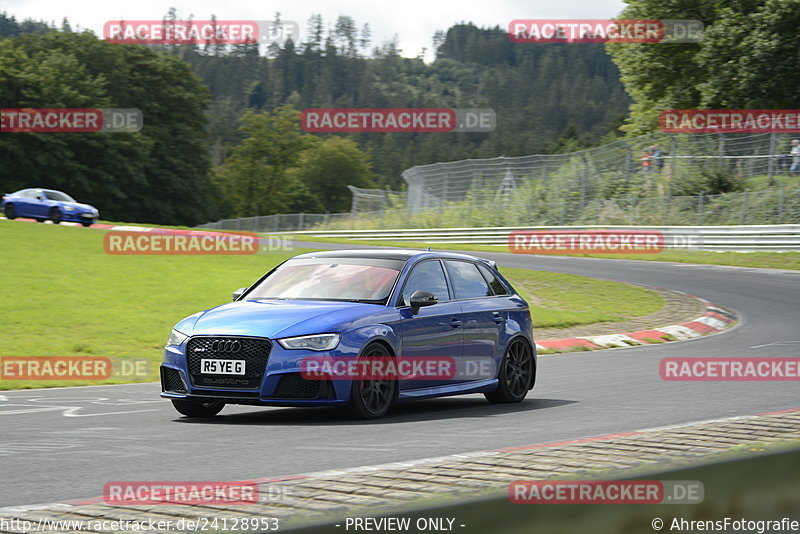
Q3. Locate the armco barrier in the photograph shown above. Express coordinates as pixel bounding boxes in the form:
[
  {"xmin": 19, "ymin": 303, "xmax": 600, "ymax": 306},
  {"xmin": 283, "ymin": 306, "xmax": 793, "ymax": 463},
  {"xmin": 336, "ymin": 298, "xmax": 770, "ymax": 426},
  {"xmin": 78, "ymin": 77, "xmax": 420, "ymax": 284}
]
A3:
[{"xmin": 284, "ymin": 224, "xmax": 800, "ymax": 252}]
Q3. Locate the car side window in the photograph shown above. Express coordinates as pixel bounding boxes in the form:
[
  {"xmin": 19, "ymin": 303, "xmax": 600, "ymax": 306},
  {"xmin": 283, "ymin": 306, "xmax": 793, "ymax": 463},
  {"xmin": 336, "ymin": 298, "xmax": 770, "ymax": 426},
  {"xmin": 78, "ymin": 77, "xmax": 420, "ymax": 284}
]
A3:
[
  {"xmin": 477, "ymin": 263, "xmax": 509, "ymax": 296},
  {"xmin": 400, "ymin": 260, "xmax": 450, "ymax": 306},
  {"xmin": 444, "ymin": 261, "xmax": 493, "ymax": 299}
]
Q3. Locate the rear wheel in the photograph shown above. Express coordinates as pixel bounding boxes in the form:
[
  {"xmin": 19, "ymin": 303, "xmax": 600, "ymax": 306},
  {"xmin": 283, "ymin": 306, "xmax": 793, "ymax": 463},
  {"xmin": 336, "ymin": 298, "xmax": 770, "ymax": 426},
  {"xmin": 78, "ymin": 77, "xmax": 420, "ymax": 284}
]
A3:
[
  {"xmin": 49, "ymin": 207, "xmax": 62, "ymax": 224},
  {"xmin": 4, "ymin": 204, "xmax": 15, "ymax": 219},
  {"xmin": 171, "ymin": 399, "xmax": 225, "ymax": 418},
  {"xmin": 81, "ymin": 222, "xmax": 92, "ymax": 227},
  {"xmin": 343, "ymin": 343, "xmax": 397, "ymax": 420},
  {"xmin": 485, "ymin": 338, "xmax": 534, "ymax": 403}
]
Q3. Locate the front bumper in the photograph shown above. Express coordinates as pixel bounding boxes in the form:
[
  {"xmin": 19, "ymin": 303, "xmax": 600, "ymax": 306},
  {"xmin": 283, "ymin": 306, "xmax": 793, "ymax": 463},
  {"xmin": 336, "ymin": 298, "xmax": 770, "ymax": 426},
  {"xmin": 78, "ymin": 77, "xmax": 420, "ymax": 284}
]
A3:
[
  {"xmin": 160, "ymin": 336, "xmax": 352, "ymax": 406},
  {"xmin": 62, "ymin": 210, "xmax": 97, "ymax": 224}
]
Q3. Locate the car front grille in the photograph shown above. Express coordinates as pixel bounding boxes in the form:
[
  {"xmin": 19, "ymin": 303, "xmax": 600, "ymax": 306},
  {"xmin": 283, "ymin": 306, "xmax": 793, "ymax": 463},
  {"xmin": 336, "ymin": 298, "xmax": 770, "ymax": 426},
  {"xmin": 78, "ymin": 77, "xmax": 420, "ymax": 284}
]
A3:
[
  {"xmin": 160, "ymin": 366, "xmax": 187, "ymax": 393},
  {"xmin": 186, "ymin": 336, "xmax": 271, "ymax": 389}
]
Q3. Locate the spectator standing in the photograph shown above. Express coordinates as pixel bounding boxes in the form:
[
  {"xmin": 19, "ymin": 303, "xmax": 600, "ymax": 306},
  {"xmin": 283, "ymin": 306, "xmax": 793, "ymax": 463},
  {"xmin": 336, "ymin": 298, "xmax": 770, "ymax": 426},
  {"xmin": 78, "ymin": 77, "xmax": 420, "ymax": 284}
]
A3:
[
  {"xmin": 641, "ymin": 149, "xmax": 653, "ymax": 173},
  {"xmin": 650, "ymin": 144, "xmax": 665, "ymax": 173},
  {"xmin": 790, "ymin": 139, "xmax": 800, "ymax": 175}
]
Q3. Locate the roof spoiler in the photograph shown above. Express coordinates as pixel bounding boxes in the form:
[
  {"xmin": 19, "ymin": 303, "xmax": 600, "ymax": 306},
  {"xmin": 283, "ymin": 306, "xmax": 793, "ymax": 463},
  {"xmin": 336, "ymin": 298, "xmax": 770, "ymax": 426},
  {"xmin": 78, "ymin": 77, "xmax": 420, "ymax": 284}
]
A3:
[{"xmin": 479, "ymin": 258, "xmax": 498, "ymax": 270}]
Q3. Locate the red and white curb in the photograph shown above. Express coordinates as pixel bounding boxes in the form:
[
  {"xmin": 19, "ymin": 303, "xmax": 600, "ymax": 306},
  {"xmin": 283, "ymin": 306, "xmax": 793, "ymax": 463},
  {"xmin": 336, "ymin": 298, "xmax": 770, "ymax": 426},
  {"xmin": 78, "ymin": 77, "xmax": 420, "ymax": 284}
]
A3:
[{"xmin": 535, "ymin": 295, "xmax": 737, "ymax": 353}]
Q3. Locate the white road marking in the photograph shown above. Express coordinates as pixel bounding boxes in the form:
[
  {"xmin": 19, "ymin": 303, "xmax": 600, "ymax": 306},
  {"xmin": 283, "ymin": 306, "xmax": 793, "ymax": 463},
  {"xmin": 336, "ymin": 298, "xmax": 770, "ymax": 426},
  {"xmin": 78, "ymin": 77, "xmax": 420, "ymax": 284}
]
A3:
[
  {"xmin": 0, "ymin": 397, "xmax": 165, "ymax": 417},
  {"xmin": 749, "ymin": 340, "xmax": 800, "ymax": 349},
  {"xmin": 0, "ymin": 381, "xmax": 158, "ymax": 394},
  {"xmin": 62, "ymin": 407, "xmax": 159, "ymax": 417},
  {"xmin": 0, "ymin": 405, "xmax": 75, "ymax": 415}
]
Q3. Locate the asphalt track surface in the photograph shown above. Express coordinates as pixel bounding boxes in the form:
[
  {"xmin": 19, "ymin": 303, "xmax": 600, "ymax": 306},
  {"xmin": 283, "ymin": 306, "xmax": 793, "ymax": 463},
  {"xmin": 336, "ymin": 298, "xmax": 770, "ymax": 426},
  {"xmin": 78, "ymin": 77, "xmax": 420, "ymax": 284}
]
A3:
[{"xmin": 2, "ymin": 242, "xmax": 799, "ymax": 508}]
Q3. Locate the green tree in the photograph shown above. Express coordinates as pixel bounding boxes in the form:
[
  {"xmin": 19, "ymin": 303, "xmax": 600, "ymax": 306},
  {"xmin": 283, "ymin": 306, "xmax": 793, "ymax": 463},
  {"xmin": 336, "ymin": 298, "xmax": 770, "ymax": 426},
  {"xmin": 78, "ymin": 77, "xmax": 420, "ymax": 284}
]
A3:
[
  {"xmin": 289, "ymin": 136, "xmax": 376, "ymax": 213},
  {"xmin": 606, "ymin": 0, "xmax": 800, "ymax": 135},
  {"xmin": 216, "ymin": 105, "xmax": 320, "ymax": 216}
]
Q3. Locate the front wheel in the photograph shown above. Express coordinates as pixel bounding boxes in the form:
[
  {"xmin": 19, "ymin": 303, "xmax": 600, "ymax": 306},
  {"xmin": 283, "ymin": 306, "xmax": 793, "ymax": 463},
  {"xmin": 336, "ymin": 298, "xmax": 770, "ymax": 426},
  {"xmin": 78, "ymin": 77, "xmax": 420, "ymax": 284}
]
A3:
[
  {"xmin": 171, "ymin": 399, "xmax": 225, "ymax": 418},
  {"xmin": 81, "ymin": 222, "xmax": 92, "ymax": 227},
  {"xmin": 49, "ymin": 207, "xmax": 62, "ymax": 224},
  {"xmin": 4, "ymin": 204, "xmax": 15, "ymax": 219},
  {"xmin": 485, "ymin": 338, "xmax": 535, "ymax": 403},
  {"xmin": 343, "ymin": 343, "xmax": 397, "ymax": 420}
]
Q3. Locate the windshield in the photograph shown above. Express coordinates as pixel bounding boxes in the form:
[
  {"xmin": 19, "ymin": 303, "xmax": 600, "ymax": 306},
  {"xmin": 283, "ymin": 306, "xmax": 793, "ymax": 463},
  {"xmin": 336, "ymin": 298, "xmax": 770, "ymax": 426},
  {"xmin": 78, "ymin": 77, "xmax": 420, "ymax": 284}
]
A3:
[
  {"xmin": 246, "ymin": 258, "xmax": 402, "ymax": 302},
  {"xmin": 44, "ymin": 190, "xmax": 75, "ymax": 202}
]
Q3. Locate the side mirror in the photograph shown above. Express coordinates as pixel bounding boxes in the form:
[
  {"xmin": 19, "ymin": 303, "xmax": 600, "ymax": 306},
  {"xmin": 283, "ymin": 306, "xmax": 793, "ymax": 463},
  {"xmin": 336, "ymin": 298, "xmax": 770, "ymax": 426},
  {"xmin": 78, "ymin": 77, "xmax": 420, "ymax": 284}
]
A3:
[
  {"xmin": 232, "ymin": 287, "xmax": 247, "ymax": 301},
  {"xmin": 409, "ymin": 290, "xmax": 438, "ymax": 314}
]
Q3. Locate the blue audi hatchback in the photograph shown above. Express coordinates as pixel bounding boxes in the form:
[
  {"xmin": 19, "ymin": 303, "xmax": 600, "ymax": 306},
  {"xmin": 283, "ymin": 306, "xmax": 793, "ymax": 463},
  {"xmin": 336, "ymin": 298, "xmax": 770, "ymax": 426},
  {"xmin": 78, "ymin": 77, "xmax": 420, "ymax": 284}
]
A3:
[{"xmin": 161, "ymin": 250, "xmax": 536, "ymax": 419}]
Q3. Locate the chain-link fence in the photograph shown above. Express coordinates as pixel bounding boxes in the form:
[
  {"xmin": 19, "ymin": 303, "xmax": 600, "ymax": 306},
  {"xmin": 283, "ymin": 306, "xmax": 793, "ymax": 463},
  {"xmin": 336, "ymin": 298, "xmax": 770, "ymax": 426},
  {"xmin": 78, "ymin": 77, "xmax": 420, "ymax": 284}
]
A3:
[
  {"xmin": 197, "ymin": 131, "xmax": 800, "ymax": 232},
  {"xmin": 197, "ymin": 186, "xmax": 800, "ymax": 232}
]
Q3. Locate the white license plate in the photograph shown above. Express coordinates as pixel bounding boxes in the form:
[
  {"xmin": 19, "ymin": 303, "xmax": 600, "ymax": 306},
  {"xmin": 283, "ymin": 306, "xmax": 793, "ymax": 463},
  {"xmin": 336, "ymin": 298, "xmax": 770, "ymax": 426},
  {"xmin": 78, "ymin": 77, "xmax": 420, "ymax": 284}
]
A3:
[{"xmin": 200, "ymin": 359, "xmax": 246, "ymax": 375}]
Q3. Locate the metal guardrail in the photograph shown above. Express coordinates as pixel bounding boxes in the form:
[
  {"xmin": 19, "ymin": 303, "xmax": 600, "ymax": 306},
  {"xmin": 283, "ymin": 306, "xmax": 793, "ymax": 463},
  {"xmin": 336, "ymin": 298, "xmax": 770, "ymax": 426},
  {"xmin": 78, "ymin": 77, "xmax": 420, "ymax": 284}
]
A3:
[{"xmin": 286, "ymin": 224, "xmax": 800, "ymax": 252}]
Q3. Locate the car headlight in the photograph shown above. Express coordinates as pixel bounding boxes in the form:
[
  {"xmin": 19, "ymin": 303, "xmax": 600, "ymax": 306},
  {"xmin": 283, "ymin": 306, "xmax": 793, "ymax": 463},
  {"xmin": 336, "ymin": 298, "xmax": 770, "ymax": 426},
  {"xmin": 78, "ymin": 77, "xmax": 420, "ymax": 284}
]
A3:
[
  {"xmin": 166, "ymin": 329, "xmax": 189, "ymax": 347},
  {"xmin": 277, "ymin": 333, "xmax": 340, "ymax": 351}
]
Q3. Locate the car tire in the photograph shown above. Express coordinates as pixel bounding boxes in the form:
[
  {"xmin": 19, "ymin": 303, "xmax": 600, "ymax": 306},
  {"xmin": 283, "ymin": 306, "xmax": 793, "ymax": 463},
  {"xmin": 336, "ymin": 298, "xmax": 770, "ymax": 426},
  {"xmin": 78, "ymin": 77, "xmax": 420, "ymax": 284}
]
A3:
[
  {"xmin": 343, "ymin": 342, "xmax": 397, "ymax": 420},
  {"xmin": 4, "ymin": 204, "xmax": 15, "ymax": 220},
  {"xmin": 171, "ymin": 399, "xmax": 225, "ymax": 418},
  {"xmin": 81, "ymin": 222, "xmax": 92, "ymax": 227},
  {"xmin": 485, "ymin": 338, "xmax": 535, "ymax": 404},
  {"xmin": 49, "ymin": 208, "xmax": 62, "ymax": 224}
]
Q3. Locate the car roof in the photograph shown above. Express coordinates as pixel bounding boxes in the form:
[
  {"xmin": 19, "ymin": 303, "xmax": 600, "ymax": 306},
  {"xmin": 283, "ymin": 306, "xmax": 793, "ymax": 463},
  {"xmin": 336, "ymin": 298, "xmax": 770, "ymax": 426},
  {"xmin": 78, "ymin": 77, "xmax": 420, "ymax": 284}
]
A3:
[
  {"xmin": 292, "ymin": 249, "xmax": 489, "ymax": 263},
  {"xmin": 11, "ymin": 188, "xmax": 59, "ymax": 194}
]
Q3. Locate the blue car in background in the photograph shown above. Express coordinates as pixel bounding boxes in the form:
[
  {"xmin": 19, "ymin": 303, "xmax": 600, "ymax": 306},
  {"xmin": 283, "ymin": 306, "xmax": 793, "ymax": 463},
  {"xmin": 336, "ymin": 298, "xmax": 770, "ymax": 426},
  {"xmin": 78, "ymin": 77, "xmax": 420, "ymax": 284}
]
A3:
[
  {"xmin": 2, "ymin": 188, "xmax": 99, "ymax": 226},
  {"xmin": 161, "ymin": 249, "xmax": 536, "ymax": 420}
]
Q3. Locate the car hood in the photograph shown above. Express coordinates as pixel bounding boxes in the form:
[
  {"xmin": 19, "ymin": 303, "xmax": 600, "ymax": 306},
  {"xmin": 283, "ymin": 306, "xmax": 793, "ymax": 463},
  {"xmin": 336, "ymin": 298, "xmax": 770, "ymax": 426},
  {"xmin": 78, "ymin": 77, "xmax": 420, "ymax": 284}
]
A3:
[{"xmin": 178, "ymin": 299, "xmax": 388, "ymax": 339}]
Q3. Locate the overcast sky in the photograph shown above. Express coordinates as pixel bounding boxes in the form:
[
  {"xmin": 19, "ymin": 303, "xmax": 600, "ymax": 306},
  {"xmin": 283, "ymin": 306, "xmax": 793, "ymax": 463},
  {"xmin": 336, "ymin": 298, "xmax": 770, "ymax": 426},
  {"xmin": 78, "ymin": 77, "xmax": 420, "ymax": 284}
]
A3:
[{"xmin": 4, "ymin": 0, "xmax": 628, "ymax": 59}]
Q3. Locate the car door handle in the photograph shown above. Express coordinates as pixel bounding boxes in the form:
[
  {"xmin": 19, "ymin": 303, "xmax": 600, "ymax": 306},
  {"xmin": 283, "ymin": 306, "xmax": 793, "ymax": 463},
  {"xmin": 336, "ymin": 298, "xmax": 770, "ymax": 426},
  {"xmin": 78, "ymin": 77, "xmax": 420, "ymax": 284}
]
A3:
[
  {"xmin": 492, "ymin": 312, "xmax": 504, "ymax": 324},
  {"xmin": 450, "ymin": 318, "xmax": 462, "ymax": 328}
]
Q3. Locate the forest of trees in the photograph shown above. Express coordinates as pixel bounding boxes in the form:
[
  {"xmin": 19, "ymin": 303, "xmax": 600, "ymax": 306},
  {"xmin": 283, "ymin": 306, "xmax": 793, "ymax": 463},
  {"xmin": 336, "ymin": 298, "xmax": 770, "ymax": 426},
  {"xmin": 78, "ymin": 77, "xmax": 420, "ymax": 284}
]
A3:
[
  {"xmin": 184, "ymin": 18, "xmax": 631, "ymax": 189},
  {"xmin": 0, "ymin": 12, "xmax": 630, "ymax": 223}
]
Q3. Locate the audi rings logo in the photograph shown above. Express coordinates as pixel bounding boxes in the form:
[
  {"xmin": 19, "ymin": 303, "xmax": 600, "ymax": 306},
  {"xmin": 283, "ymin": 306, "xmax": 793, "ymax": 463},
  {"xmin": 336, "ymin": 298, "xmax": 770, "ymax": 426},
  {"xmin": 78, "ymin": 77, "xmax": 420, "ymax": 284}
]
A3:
[{"xmin": 210, "ymin": 340, "xmax": 242, "ymax": 353}]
